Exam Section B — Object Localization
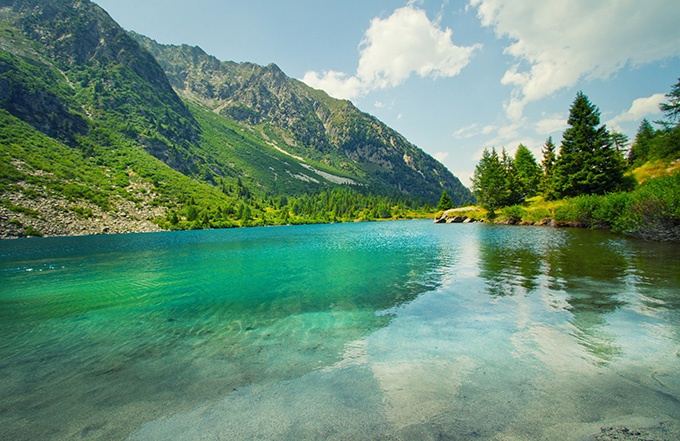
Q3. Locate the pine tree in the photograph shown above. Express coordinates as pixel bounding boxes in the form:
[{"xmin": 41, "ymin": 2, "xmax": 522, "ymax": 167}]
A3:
[
  {"xmin": 628, "ymin": 118, "xmax": 655, "ymax": 165},
  {"xmin": 659, "ymin": 77, "xmax": 680, "ymax": 127},
  {"xmin": 610, "ymin": 131, "xmax": 629, "ymax": 154},
  {"xmin": 554, "ymin": 91, "xmax": 628, "ymax": 197},
  {"xmin": 501, "ymin": 148, "xmax": 524, "ymax": 206},
  {"xmin": 513, "ymin": 144, "xmax": 542, "ymax": 199},
  {"xmin": 471, "ymin": 148, "xmax": 507, "ymax": 214},
  {"xmin": 642, "ymin": 78, "xmax": 680, "ymax": 161},
  {"xmin": 540, "ymin": 136, "xmax": 558, "ymax": 200},
  {"xmin": 437, "ymin": 190, "xmax": 454, "ymax": 211}
]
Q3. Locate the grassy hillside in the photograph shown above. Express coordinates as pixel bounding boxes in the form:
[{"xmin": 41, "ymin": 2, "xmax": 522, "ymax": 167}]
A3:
[{"xmin": 0, "ymin": 0, "xmax": 472, "ymax": 237}]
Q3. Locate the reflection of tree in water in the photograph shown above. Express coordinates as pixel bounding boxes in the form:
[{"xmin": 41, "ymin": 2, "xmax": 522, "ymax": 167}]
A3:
[
  {"xmin": 477, "ymin": 226, "xmax": 547, "ymax": 297},
  {"xmin": 546, "ymin": 230, "xmax": 632, "ymax": 363},
  {"xmin": 477, "ymin": 226, "xmax": 634, "ymax": 363},
  {"xmin": 623, "ymin": 238, "xmax": 680, "ymax": 344}
]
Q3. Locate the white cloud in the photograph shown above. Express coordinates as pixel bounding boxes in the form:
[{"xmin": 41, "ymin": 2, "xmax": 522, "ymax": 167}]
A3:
[
  {"xmin": 481, "ymin": 124, "xmax": 496, "ymax": 135},
  {"xmin": 453, "ymin": 123, "xmax": 480, "ymax": 139},
  {"xmin": 469, "ymin": 0, "xmax": 680, "ymax": 120},
  {"xmin": 486, "ymin": 121, "xmax": 522, "ymax": 147},
  {"xmin": 302, "ymin": 6, "xmax": 481, "ymax": 100},
  {"xmin": 453, "ymin": 123, "xmax": 497, "ymax": 139},
  {"xmin": 434, "ymin": 151, "xmax": 449, "ymax": 163},
  {"xmin": 452, "ymin": 169, "xmax": 474, "ymax": 188},
  {"xmin": 535, "ymin": 115, "xmax": 567, "ymax": 135},
  {"xmin": 301, "ymin": 70, "xmax": 363, "ymax": 101},
  {"xmin": 607, "ymin": 93, "xmax": 666, "ymax": 130}
]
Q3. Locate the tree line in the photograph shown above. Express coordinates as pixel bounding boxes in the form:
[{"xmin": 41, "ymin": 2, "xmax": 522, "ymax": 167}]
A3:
[
  {"xmin": 160, "ymin": 186, "xmax": 427, "ymax": 230},
  {"xmin": 470, "ymin": 78, "xmax": 680, "ymax": 215}
]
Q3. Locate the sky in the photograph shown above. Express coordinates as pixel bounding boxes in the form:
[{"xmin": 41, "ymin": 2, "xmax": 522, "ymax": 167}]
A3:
[{"xmin": 94, "ymin": 0, "xmax": 680, "ymax": 187}]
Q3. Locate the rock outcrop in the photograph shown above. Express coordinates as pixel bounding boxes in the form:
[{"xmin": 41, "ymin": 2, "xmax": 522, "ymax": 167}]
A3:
[
  {"xmin": 434, "ymin": 209, "xmax": 479, "ymax": 224},
  {"xmin": 0, "ymin": 183, "xmax": 166, "ymax": 239}
]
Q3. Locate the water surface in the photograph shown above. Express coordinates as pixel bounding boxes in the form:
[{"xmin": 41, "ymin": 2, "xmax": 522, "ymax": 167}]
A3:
[{"xmin": 0, "ymin": 221, "xmax": 678, "ymax": 440}]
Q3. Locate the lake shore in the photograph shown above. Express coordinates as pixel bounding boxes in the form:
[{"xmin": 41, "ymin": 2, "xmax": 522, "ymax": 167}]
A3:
[{"xmin": 435, "ymin": 206, "xmax": 582, "ymax": 228}]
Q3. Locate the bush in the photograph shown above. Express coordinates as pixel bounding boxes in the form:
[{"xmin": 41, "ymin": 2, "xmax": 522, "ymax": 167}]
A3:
[
  {"xmin": 499, "ymin": 205, "xmax": 524, "ymax": 224},
  {"xmin": 594, "ymin": 192, "xmax": 630, "ymax": 231},
  {"xmin": 69, "ymin": 205, "xmax": 94, "ymax": 219},
  {"xmin": 618, "ymin": 173, "xmax": 680, "ymax": 242},
  {"xmin": 554, "ymin": 194, "xmax": 601, "ymax": 226},
  {"xmin": 23, "ymin": 225, "xmax": 43, "ymax": 237},
  {"xmin": 523, "ymin": 207, "xmax": 552, "ymax": 224}
]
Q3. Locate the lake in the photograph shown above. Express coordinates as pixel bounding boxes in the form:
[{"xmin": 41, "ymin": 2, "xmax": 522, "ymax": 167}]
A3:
[{"xmin": 1, "ymin": 220, "xmax": 679, "ymax": 440}]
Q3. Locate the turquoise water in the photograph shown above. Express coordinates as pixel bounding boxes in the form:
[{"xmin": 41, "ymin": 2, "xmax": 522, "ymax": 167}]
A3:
[{"xmin": 0, "ymin": 221, "xmax": 679, "ymax": 440}]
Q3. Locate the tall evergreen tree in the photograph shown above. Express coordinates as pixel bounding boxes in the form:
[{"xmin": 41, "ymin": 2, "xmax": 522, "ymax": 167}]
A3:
[
  {"xmin": 501, "ymin": 148, "xmax": 524, "ymax": 206},
  {"xmin": 646, "ymin": 79, "xmax": 680, "ymax": 160},
  {"xmin": 471, "ymin": 147, "xmax": 507, "ymax": 214},
  {"xmin": 628, "ymin": 118, "xmax": 655, "ymax": 165},
  {"xmin": 514, "ymin": 144, "xmax": 542, "ymax": 199},
  {"xmin": 659, "ymin": 77, "xmax": 680, "ymax": 127},
  {"xmin": 610, "ymin": 131, "xmax": 629, "ymax": 154},
  {"xmin": 554, "ymin": 91, "xmax": 628, "ymax": 197},
  {"xmin": 540, "ymin": 136, "xmax": 558, "ymax": 200}
]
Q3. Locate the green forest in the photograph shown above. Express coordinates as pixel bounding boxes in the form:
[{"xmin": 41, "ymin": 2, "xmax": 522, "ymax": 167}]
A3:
[{"xmin": 466, "ymin": 79, "xmax": 680, "ymax": 242}]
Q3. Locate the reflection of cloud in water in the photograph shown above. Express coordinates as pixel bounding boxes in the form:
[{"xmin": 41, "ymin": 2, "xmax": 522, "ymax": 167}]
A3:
[
  {"xmin": 474, "ymin": 226, "xmax": 639, "ymax": 364},
  {"xmin": 125, "ymin": 224, "xmax": 680, "ymax": 440}
]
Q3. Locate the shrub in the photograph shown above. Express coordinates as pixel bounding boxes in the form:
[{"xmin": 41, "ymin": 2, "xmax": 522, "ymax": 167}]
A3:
[
  {"xmin": 618, "ymin": 173, "xmax": 680, "ymax": 242},
  {"xmin": 500, "ymin": 205, "xmax": 524, "ymax": 224},
  {"xmin": 69, "ymin": 205, "xmax": 94, "ymax": 219},
  {"xmin": 23, "ymin": 225, "xmax": 43, "ymax": 237},
  {"xmin": 554, "ymin": 194, "xmax": 601, "ymax": 226},
  {"xmin": 594, "ymin": 192, "xmax": 630, "ymax": 231},
  {"xmin": 523, "ymin": 207, "xmax": 552, "ymax": 224}
]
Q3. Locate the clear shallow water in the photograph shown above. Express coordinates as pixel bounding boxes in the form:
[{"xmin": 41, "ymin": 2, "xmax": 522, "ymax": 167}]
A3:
[{"xmin": 0, "ymin": 221, "xmax": 679, "ymax": 440}]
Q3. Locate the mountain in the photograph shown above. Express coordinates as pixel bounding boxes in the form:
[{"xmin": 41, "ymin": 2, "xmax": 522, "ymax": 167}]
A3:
[
  {"xmin": 132, "ymin": 33, "xmax": 471, "ymax": 203},
  {"xmin": 0, "ymin": 0, "xmax": 472, "ymax": 237}
]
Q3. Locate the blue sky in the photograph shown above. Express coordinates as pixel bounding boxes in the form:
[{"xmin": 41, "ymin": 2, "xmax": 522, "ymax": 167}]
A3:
[{"xmin": 94, "ymin": 0, "xmax": 680, "ymax": 187}]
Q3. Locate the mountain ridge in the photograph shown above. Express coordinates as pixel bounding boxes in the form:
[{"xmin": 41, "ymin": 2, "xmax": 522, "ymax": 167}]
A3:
[
  {"xmin": 0, "ymin": 0, "xmax": 472, "ymax": 237},
  {"xmin": 131, "ymin": 32, "xmax": 471, "ymax": 203}
]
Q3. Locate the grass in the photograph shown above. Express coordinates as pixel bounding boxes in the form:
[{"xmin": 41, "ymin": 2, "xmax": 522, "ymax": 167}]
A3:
[
  {"xmin": 630, "ymin": 158, "xmax": 680, "ymax": 183},
  {"xmin": 456, "ymin": 162, "xmax": 679, "ymax": 242}
]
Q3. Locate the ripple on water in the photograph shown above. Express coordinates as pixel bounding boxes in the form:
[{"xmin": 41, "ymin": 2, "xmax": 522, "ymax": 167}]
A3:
[{"xmin": 0, "ymin": 222, "xmax": 678, "ymax": 440}]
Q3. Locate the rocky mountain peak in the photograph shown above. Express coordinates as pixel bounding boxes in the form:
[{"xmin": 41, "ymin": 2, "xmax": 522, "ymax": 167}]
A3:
[{"xmin": 131, "ymin": 34, "xmax": 471, "ymax": 203}]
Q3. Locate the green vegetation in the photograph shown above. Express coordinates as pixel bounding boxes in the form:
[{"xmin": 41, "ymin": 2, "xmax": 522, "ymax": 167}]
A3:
[
  {"xmin": 0, "ymin": 0, "xmax": 469, "ymax": 237},
  {"xmin": 513, "ymin": 144, "xmax": 542, "ymax": 199},
  {"xmin": 436, "ymin": 190, "xmax": 453, "ymax": 211},
  {"xmin": 552, "ymin": 92, "xmax": 631, "ymax": 197},
  {"xmin": 489, "ymin": 174, "xmax": 679, "ymax": 242},
  {"xmin": 471, "ymin": 147, "xmax": 524, "ymax": 214},
  {"xmin": 131, "ymin": 32, "xmax": 472, "ymax": 206},
  {"xmin": 470, "ymin": 82, "xmax": 680, "ymax": 242}
]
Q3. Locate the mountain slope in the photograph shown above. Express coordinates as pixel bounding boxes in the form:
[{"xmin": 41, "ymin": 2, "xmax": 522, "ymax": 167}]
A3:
[
  {"xmin": 133, "ymin": 33, "xmax": 472, "ymax": 205},
  {"xmin": 0, "ymin": 0, "xmax": 472, "ymax": 237},
  {"xmin": 0, "ymin": 0, "xmax": 206, "ymax": 174}
]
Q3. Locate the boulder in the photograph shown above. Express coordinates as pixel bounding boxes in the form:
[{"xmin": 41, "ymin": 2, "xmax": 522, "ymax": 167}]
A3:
[{"xmin": 446, "ymin": 215, "xmax": 466, "ymax": 223}]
